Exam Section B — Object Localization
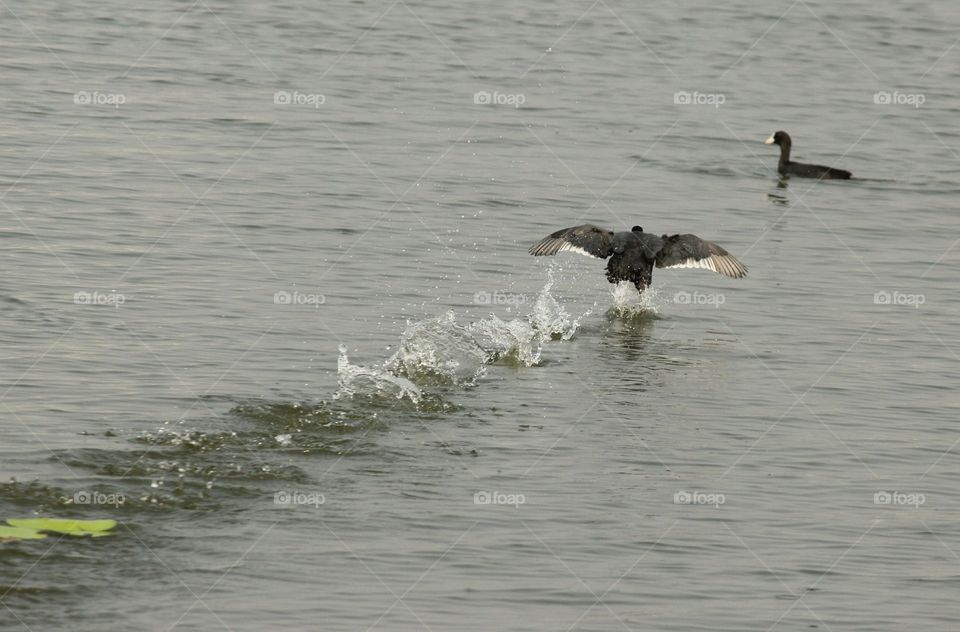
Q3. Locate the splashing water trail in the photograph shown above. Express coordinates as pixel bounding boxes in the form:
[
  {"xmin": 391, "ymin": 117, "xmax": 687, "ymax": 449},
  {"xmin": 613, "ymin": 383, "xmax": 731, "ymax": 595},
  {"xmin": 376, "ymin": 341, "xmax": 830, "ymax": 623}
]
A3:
[
  {"xmin": 529, "ymin": 265, "xmax": 589, "ymax": 341},
  {"xmin": 334, "ymin": 270, "xmax": 591, "ymax": 403},
  {"xmin": 336, "ymin": 344, "xmax": 422, "ymax": 403},
  {"xmin": 386, "ymin": 311, "xmax": 491, "ymax": 385},
  {"xmin": 608, "ymin": 281, "xmax": 662, "ymax": 319},
  {"xmin": 466, "ymin": 315, "xmax": 540, "ymax": 367}
]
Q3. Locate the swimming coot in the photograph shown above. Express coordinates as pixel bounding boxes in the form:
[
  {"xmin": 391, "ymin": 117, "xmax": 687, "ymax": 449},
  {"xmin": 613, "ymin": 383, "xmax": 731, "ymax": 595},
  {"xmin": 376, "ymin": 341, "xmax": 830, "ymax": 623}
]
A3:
[
  {"xmin": 765, "ymin": 131, "xmax": 852, "ymax": 179},
  {"xmin": 529, "ymin": 224, "xmax": 747, "ymax": 294}
]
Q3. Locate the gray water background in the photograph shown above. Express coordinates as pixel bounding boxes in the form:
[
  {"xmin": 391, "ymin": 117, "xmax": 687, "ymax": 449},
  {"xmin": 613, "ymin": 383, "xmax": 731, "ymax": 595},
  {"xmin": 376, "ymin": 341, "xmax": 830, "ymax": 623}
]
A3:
[{"xmin": 2, "ymin": 1, "xmax": 960, "ymax": 630}]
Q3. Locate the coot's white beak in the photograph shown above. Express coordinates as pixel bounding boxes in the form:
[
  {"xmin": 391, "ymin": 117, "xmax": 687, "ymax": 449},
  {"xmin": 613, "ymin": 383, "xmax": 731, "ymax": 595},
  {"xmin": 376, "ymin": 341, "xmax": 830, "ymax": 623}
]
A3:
[{"xmin": 764, "ymin": 135, "xmax": 775, "ymax": 145}]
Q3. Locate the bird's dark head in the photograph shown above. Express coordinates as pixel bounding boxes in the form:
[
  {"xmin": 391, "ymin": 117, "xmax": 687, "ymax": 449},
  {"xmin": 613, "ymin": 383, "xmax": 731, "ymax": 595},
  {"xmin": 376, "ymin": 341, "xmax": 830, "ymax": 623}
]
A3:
[
  {"xmin": 764, "ymin": 131, "xmax": 790, "ymax": 147},
  {"xmin": 631, "ymin": 225, "xmax": 643, "ymax": 233}
]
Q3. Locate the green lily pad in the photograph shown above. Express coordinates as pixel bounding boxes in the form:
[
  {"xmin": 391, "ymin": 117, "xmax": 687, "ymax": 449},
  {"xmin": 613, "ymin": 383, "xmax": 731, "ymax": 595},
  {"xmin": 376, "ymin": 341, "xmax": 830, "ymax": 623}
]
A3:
[
  {"xmin": 0, "ymin": 525, "xmax": 48, "ymax": 542},
  {"xmin": 6, "ymin": 518, "xmax": 118, "ymax": 537}
]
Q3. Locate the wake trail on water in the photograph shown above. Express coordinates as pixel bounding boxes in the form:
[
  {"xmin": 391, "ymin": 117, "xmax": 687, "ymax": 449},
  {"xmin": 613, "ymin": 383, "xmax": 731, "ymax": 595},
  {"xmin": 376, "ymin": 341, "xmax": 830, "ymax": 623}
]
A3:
[
  {"xmin": 335, "ymin": 267, "xmax": 591, "ymax": 404},
  {"xmin": 47, "ymin": 271, "xmax": 665, "ymax": 508}
]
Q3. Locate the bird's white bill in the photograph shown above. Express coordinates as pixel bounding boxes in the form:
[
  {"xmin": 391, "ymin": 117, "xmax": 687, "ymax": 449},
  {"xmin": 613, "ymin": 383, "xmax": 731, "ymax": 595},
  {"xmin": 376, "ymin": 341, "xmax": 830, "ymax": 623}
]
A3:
[{"xmin": 764, "ymin": 135, "xmax": 775, "ymax": 144}]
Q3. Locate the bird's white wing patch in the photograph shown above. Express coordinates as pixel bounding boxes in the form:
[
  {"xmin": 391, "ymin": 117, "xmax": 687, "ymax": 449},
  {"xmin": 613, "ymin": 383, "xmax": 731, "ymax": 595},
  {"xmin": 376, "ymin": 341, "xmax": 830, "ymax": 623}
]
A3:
[
  {"xmin": 664, "ymin": 255, "xmax": 746, "ymax": 278},
  {"xmin": 665, "ymin": 257, "xmax": 718, "ymax": 272},
  {"xmin": 558, "ymin": 242, "xmax": 603, "ymax": 258}
]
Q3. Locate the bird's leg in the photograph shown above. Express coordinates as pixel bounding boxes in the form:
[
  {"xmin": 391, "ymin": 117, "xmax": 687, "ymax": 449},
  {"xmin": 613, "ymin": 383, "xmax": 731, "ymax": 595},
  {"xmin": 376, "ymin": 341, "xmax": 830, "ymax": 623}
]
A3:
[
  {"xmin": 605, "ymin": 255, "xmax": 622, "ymax": 284},
  {"xmin": 631, "ymin": 265, "xmax": 652, "ymax": 294}
]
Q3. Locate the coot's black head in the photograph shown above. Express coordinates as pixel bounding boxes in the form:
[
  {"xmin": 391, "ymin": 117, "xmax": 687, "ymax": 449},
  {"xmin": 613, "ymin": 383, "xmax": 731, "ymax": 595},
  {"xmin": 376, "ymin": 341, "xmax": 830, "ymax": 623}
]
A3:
[
  {"xmin": 631, "ymin": 225, "xmax": 643, "ymax": 233},
  {"xmin": 764, "ymin": 131, "xmax": 791, "ymax": 147}
]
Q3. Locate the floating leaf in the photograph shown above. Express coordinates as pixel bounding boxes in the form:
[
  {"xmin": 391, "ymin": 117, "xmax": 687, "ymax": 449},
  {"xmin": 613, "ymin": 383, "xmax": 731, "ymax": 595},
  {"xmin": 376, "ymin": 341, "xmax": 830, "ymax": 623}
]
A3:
[
  {"xmin": 0, "ymin": 525, "xmax": 48, "ymax": 542},
  {"xmin": 6, "ymin": 518, "xmax": 118, "ymax": 537}
]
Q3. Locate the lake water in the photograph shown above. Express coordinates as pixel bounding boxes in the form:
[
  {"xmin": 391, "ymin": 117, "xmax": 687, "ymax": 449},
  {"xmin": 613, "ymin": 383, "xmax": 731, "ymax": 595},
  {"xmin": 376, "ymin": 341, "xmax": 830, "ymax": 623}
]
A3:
[{"xmin": 2, "ymin": 1, "xmax": 959, "ymax": 630}]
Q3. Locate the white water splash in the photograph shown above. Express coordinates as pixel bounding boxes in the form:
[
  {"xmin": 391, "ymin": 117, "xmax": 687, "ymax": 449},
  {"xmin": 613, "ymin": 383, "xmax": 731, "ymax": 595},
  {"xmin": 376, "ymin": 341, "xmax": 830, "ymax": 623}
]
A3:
[
  {"xmin": 336, "ymin": 344, "xmax": 422, "ymax": 403},
  {"xmin": 387, "ymin": 310, "xmax": 492, "ymax": 385},
  {"xmin": 608, "ymin": 281, "xmax": 662, "ymax": 318},
  {"xmin": 466, "ymin": 315, "xmax": 541, "ymax": 366},
  {"xmin": 528, "ymin": 268, "xmax": 589, "ymax": 341},
  {"xmin": 333, "ymin": 271, "xmax": 590, "ymax": 403}
]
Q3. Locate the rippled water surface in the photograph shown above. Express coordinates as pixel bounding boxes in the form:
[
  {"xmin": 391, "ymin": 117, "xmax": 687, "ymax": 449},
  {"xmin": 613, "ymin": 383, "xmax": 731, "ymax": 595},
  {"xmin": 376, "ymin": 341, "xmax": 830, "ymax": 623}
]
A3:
[{"xmin": 2, "ymin": 1, "xmax": 960, "ymax": 630}]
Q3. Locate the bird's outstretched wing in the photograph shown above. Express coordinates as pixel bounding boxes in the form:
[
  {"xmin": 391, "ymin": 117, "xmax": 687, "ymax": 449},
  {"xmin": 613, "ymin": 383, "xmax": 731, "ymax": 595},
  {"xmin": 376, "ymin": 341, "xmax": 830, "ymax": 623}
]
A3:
[
  {"xmin": 655, "ymin": 234, "xmax": 747, "ymax": 278},
  {"xmin": 528, "ymin": 224, "xmax": 615, "ymax": 259}
]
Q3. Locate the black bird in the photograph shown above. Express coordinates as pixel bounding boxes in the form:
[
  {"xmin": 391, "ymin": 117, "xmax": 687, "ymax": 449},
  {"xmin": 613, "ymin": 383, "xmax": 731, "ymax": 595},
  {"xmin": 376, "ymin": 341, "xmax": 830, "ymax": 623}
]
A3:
[
  {"xmin": 764, "ymin": 131, "xmax": 852, "ymax": 179},
  {"xmin": 529, "ymin": 224, "xmax": 747, "ymax": 294}
]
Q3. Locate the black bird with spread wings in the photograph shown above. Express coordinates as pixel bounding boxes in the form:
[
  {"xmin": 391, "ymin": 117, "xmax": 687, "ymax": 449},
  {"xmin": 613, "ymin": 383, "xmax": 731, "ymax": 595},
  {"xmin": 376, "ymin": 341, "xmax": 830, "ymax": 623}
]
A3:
[{"xmin": 529, "ymin": 224, "xmax": 747, "ymax": 294}]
